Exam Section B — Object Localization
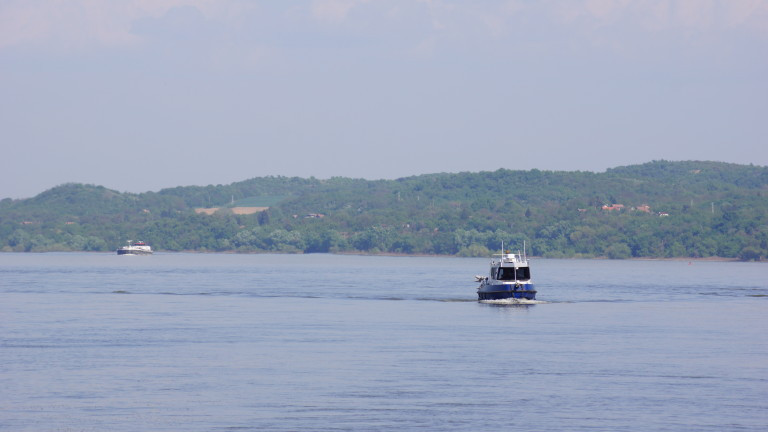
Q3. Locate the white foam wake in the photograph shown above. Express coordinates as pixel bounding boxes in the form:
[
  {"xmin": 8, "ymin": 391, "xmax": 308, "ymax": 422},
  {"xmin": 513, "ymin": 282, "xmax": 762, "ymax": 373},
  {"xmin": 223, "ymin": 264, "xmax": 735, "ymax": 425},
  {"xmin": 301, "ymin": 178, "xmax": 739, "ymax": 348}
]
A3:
[{"xmin": 479, "ymin": 298, "xmax": 547, "ymax": 305}]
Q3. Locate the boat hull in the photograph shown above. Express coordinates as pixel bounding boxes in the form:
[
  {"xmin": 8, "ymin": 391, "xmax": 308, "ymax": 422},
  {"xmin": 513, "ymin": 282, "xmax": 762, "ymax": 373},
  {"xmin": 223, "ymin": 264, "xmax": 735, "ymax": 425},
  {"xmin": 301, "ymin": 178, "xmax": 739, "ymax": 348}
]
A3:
[
  {"xmin": 117, "ymin": 249, "xmax": 152, "ymax": 255},
  {"xmin": 477, "ymin": 284, "xmax": 536, "ymax": 300}
]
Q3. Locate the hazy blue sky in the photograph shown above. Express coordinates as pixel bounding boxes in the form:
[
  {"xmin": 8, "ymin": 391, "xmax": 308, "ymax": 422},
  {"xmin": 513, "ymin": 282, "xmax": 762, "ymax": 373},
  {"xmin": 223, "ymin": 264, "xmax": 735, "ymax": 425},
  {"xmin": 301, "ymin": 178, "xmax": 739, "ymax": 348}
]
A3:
[{"xmin": 2, "ymin": 1, "xmax": 766, "ymax": 198}]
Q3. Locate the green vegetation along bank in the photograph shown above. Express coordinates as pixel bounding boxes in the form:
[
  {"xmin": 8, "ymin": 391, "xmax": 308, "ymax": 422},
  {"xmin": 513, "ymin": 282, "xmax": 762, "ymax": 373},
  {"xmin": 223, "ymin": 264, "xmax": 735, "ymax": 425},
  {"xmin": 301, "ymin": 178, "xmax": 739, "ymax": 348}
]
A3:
[{"xmin": 1, "ymin": 161, "xmax": 766, "ymax": 260}]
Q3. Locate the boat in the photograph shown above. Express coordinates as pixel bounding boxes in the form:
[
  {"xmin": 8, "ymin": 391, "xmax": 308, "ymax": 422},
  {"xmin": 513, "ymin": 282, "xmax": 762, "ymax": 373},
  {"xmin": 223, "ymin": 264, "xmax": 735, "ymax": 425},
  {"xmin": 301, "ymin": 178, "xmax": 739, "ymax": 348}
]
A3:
[
  {"xmin": 475, "ymin": 243, "xmax": 535, "ymax": 300},
  {"xmin": 117, "ymin": 240, "xmax": 153, "ymax": 255}
]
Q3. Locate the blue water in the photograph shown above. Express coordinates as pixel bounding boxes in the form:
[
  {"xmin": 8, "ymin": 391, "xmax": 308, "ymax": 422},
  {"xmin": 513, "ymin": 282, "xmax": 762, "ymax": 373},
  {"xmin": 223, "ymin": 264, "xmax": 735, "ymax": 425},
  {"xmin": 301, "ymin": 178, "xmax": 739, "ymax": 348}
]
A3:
[{"xmin": 1, "ymin": 253, "xmax": 766, "ymax": 431}]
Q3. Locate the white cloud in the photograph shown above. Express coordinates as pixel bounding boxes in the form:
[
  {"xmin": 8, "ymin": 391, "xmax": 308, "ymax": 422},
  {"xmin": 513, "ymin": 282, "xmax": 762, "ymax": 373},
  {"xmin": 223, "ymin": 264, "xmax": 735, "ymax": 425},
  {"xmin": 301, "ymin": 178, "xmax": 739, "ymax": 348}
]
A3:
[
  {"xmin": 584, "ymin": 0, "xmax": 627, "ymax": 21},
  {"xmin": 532, "ymin": 0, "xmax": 768, "ymax": 32},
  {"xmin": 723, "ymin": 0, "xmax": 768, "ymax": 31},
  {"xmin": 675, "ymin": 0, "xmax": 715, "ymax": 28},
  {"xmin": 1, "ymin": 0, "xmax": 766, "ymax": 54},
  {"xmin": 310, "ymin": 0, "xmax": 365, "ymax": 23},
  {"xmin": 0, "ymin": 0, "xmax": 221, "ymax": 50}
]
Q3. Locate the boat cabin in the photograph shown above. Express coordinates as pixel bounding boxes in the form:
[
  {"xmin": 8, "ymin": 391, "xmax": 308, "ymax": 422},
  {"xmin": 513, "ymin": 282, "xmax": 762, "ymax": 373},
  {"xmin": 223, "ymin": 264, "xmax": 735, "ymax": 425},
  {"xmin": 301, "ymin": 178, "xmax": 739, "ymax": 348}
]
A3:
[
  {"xmin": 489, "ymin": 252, "xmax": 531, "ymax": 282},
  {"xmin": 493, "ymin": 266, "xmax": 531, "ymax": 281}
]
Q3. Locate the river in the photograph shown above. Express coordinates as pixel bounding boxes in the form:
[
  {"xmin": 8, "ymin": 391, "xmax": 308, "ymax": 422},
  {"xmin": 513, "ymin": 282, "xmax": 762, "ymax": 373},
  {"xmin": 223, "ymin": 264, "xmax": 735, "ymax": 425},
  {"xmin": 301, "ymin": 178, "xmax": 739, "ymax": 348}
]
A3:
[{"xmin": 1, "ymin": 253, "xmax": 766, "ymax": 431}]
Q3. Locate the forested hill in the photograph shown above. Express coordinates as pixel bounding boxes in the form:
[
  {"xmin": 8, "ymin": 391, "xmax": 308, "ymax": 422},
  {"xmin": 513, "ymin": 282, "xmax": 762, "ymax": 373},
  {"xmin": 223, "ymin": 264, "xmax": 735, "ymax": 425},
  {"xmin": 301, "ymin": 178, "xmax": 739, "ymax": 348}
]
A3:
[{"xmin": 1, "ymin": 160, "xmax": 767, "ymax": 260}]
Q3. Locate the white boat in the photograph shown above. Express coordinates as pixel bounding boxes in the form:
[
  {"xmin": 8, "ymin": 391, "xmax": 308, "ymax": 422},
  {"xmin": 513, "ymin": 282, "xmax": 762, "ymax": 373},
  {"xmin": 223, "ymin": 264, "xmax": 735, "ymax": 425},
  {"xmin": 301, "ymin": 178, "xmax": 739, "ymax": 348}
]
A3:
[
  {"xmin": 117, "ymin": 240, "xmax": 153, "ymax": 255},
  {"xmin": 475, "ymin": 243, "xmax": 535, "ymax": 300}
]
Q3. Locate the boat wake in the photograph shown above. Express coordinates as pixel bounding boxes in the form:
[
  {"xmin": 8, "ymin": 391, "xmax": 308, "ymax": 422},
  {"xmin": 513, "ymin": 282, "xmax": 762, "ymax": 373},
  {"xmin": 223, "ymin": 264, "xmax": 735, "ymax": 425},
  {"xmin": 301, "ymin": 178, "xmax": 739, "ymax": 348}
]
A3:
[{"xmin": 479, "ymin": 298, "xmax": 547, "ymax": 305}]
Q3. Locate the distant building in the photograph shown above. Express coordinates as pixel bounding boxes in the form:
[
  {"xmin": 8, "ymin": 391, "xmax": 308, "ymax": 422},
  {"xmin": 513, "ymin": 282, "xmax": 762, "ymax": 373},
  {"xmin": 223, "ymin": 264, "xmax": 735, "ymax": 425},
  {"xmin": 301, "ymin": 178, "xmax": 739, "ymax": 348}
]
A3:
[
  {"xmin": 602, "ymin": 204, "xmax": 625, "ymax": 211},
  {"xmin": 195, "ymin": 207, "xmax": 268, "ymax": 215}
]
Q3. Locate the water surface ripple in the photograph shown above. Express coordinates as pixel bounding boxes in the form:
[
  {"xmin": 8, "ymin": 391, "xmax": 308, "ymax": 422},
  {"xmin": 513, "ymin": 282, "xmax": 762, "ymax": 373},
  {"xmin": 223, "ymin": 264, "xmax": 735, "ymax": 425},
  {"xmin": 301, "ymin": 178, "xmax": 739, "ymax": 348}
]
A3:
[{"xmin": 1, "ymin": 253, "xmax": 766, "ymax": 431}]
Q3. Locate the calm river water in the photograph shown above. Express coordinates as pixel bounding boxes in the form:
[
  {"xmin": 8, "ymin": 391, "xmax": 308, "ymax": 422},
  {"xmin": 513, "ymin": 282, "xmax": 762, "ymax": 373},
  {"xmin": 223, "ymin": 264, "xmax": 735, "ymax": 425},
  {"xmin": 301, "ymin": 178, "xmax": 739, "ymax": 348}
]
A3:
[{"xmin": 1, "ymin": 253, "xmax": 766, "ymax": 431}]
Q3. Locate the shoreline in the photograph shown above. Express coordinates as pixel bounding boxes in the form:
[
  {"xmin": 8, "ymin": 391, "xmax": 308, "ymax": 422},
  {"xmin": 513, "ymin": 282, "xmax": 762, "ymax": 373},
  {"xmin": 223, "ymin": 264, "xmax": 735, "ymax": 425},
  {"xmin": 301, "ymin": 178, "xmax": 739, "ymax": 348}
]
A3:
[{"xmin": 0, "ymin": 249, "xmax": 757, "ymax": 262}]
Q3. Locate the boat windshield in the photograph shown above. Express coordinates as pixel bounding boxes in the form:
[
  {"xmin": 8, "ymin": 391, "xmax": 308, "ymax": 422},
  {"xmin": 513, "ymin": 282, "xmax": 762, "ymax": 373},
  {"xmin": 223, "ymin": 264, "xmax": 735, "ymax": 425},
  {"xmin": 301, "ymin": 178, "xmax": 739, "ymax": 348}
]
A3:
[{"xmin": 496, "ymin": 267, "xmax": 530, "ymax": 281}]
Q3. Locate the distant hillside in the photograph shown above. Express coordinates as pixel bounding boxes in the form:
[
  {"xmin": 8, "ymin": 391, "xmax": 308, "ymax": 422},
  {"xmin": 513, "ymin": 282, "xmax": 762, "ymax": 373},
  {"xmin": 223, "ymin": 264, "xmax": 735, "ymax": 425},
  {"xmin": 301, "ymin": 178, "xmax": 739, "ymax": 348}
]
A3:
[{"xmin": 1, "ymin": 161, "xmax": 766, "ymax": 260}]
